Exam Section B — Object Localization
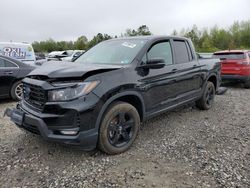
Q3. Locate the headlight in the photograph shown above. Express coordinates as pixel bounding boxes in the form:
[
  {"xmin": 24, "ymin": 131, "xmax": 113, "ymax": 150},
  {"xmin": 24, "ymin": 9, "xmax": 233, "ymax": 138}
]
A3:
[{"xmin": 48, "ymin": 81, "xmax": 99, "ymax": 102}]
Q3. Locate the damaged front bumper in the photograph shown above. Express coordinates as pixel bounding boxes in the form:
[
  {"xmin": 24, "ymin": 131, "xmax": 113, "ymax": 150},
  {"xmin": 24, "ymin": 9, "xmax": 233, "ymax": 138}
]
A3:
[{"xmin": 4, "ymin": 106, "xmax": 98, "ymax": 150}]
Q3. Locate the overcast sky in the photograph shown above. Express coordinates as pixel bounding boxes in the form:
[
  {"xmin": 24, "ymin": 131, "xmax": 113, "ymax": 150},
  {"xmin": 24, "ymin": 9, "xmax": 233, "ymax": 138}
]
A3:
[{"xmin": 0, "ymin": 0, "xmax": 249, "ymax": 43}]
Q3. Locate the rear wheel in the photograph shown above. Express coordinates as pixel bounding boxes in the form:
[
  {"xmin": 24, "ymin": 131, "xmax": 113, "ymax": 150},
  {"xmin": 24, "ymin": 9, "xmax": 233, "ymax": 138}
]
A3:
[
  {"xmin": 98, "ymin": 102, "xmax": 140, "ymax": 154},
  {"xmin": 10, "ymin": 81, "xmax": 23, "ymax": 101},
  {"xmin": 196, "ymin": 81, "xmax": 215, "ymax": 110}
]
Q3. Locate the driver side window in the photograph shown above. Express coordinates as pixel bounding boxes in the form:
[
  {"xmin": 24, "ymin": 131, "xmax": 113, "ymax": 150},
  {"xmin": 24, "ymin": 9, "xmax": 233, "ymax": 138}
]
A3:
[{"xmin": 147, "ymin": 41, "xmax": 173, "ymax": 65}]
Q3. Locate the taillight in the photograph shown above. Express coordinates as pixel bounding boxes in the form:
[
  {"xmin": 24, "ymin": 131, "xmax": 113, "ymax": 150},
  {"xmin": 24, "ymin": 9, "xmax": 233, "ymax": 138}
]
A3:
[{"xmin": 237, "ymin": 62, "xmax": 250, "ymax": 65}]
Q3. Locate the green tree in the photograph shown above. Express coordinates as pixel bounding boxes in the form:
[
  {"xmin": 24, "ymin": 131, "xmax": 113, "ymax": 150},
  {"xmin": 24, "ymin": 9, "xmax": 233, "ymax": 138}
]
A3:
[
  {"xmin": 124, "ymin": 25, "xmax": 152, "ymax": 36},
  {"xmin": 32, "ymin": 21, "xmax": 250, "ymax": 53},
  {"xmin": 184, "ymin": 25, "xmax": 201, "ymax": 49},
  {"xmin": 239, "ymin": 20, "xmax": 250, "ymax": 48},
  {"xmin": 87, "ymin": 33, "xmax": 112, "ymax": 49},
  {"xmin": 74, "ymin": 36, "xmax": 88, "ymax": 50}
]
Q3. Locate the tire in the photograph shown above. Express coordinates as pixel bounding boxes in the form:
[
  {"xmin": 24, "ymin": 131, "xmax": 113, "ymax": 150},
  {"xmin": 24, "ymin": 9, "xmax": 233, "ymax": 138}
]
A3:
[
  {"xmin": 196, "ymin": 81, "xmax": 215, "ymax": 110},
  {"xmin": 244, "ymin": 80, "xmax": 250, "ymax": 89},
  {"xmin": 98, "ymin": 101, "xmax": 140, "ymax": 155},
  {"xmin": 10, "ymin": 81, "xmax": 23, "ymax": 101}
]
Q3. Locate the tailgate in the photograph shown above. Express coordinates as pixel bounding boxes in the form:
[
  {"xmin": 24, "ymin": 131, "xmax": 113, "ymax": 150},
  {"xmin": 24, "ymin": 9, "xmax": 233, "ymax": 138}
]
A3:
[{"xmin": 221, "ymin": 60, "xmax": 242, "ymax": 75}]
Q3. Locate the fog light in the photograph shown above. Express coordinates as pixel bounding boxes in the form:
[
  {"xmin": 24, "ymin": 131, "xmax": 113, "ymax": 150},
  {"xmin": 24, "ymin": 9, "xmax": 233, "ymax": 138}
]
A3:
[{"xmin": 60, "ymin": 130, "xmax": 78, "ymax": 135}]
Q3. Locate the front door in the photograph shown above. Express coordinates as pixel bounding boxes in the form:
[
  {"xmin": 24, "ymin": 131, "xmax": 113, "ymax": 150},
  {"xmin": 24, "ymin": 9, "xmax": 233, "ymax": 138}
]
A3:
[{"xmin": 137, "ymin": 40, "xmax": 179, "ymax": 114}]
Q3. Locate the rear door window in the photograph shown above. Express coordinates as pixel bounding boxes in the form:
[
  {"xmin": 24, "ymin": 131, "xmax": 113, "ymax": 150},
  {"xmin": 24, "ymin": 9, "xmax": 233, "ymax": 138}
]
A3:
[{"xmin": 173, "ymin": 40, "xmax": 190, "ymax": 63}]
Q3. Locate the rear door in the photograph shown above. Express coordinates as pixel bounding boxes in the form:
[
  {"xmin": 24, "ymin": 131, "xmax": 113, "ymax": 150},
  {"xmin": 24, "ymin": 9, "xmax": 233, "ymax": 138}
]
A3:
[
  {"xmin": 171, "ymin": 39, "xmax": 202, "ymax": 101},
  {"xmin": 0, "ymin": 58, "xmax": 19, "ymax": 97}
]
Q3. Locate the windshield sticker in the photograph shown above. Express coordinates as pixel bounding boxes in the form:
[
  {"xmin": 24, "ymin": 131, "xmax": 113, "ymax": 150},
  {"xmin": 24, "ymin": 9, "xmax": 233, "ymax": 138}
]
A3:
[
  {"xmin": 121, "ymin": 60, "xmax": 130, "ymax": 64},
  {"xmin": 122, "ymin": 42, "xmax": 136, "ymax": 48}
]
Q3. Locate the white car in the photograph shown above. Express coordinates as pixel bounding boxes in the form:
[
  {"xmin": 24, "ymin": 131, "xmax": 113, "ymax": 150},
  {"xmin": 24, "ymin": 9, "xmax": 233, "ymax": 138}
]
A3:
[
  {"xmin": 61, "ymin": 50, "xmax": 84, "ymax": 62},
  {"xmin": 0, "ymin": 42, "xmax": 36, "ymax": 66}
]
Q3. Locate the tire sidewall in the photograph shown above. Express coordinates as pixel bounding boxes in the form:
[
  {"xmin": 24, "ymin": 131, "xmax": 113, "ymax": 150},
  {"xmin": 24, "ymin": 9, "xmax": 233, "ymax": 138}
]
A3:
[
  {"xmin": 98, "ymin": 102, "xmax": 140, "ymax": 154},
  {"xmin": 10, "ymin": 81, "xmax": 23, "ymax": 101},
  {"xmin": 203, "ymin": 82, "xmax": 215, "ymax": 109}
]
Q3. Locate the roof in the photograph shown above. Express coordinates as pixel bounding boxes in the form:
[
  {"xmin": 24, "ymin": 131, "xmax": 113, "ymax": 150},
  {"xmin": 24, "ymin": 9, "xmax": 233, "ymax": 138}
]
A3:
[{"xmin": 108, "ymin": 35, "xmax": 190, "ymax": 42}]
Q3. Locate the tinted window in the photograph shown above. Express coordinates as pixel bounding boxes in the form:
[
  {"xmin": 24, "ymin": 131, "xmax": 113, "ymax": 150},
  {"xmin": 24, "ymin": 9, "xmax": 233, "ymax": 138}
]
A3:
[
  {"xmin": 147, "ymin": 41, "xmax": 173, "ymax": 65},
  {"xmin": 174, "ymin": 40, "xmax": 190, "ymax": 63},
  {"xmin": 213, "ymin": 53, "xmax": 245, "ymax": 60},
  {"xmin": 4, "ymin": 60, "xmax": 17, "ymax": 67},
  {"xmin": 0, "ymin": 59, "xmax": 5, "ymax": 67}
]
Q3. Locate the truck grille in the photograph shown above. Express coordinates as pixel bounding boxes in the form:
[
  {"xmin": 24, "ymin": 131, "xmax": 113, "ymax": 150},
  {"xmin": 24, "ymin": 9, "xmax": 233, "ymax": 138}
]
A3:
[{"xmin": 23, "ymin": 83, "xmax": 46, "ymax": 111}]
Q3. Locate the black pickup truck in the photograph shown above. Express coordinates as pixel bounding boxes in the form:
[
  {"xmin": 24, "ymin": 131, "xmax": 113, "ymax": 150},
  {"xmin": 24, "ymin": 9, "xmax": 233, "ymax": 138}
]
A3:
[{"xmin": 6, "ymin": 36, "xmax": 221, "ymax": 154}]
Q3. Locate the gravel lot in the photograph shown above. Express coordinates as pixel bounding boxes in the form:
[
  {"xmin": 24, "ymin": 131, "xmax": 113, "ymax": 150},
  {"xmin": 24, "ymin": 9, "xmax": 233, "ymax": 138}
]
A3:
[{"xmin": 0, "ymin": 84, "xmax": 249, "ymax": 188}]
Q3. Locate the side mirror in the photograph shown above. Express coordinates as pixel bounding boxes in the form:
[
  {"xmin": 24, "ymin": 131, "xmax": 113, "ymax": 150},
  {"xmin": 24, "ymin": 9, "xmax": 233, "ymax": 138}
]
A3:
[{"xmin": 140, "ymin": 58, "xmax": 165, "ymax": 69}]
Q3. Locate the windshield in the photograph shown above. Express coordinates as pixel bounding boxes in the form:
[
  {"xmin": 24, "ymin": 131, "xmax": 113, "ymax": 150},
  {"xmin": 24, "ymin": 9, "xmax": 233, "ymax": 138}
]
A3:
[
  {"xmin": 75, "ymin": 39, "xmax": 146, "ymax": 65},
  {"xmin": 213, "ymin": 53, "xmax": 246, "ymax": 60}
]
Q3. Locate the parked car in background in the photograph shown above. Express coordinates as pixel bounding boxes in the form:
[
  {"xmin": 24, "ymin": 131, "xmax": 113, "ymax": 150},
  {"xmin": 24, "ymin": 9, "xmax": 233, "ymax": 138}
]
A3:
[
  {"xmin": 213, "ymin": 50, "xmax": 250, "ymax": 88},
  {"xmin": 47, "ymin": 51, "xmax": 68, "ymax": 61},
  {"xmin": 61, "ymin": 50, "xmax": 85, "ymax": 62},
  {"xmin": 0, "ymin": 42, "xmax": 36, "ymax": 66},
  {"xmin": 0, "ymin": 55, "xmax": 34, "ymax": 100},
  {"xmin": 5, "ymin": 36, "xmax": 221, "ymax": 154},
  {"xmin": 35, "ymin": 52, "xmax": 46, "ymax": 60}
]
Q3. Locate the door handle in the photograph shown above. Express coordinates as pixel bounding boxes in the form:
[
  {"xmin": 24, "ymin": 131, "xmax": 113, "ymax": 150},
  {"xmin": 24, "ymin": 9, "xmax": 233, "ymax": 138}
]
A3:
[
  {"xmin": 171, "ymin": 69, "xmax": 178, "ymax": 73},
  {"xmin": 193, "ymin": 64, "xmax": 197, "ymax": 68},
  {"xmin": 4, "ymin": 71, "xmax": 13, "ymax": 75}
]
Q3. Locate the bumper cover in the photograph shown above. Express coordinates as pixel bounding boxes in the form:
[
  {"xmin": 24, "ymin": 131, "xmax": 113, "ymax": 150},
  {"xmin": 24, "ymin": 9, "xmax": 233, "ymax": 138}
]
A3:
[
  {"xmin": 5, "ymin": 107, "xmax": 98, "ymax": 150},
  {"xmin": 222, "ymin": 74, "xmax": 250, "ymax": 82}
]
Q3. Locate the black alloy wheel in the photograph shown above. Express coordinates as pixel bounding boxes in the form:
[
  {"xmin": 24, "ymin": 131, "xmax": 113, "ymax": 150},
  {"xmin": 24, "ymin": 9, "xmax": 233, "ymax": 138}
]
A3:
[
  {"xmin": 196, "ymin": 81, "xmax": 215, "ymax": 110},
  {"xmin": 107, "ymin": 112, "xmax": 135, "ymax": 148},
  {"xmin": 98, "ymin": 102, "xmax": 140, "ymax": 154}
]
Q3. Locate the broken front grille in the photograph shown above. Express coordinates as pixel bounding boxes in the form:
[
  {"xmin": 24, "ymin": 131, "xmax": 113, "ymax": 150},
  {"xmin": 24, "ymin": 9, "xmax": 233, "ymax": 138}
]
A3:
[{"xmin": 23, "ymin": 83, "xmax": 47, "ymax": 111}]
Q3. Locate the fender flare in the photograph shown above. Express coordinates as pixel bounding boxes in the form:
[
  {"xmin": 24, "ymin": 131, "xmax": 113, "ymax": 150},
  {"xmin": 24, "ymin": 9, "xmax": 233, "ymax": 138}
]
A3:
[
  {"xmin": 206, "ymin": 72, "xmax": 219, "ymax": 90},
  {"xmin": 94, "ymin": 91, "xmax": 146, "ymax": 130}
]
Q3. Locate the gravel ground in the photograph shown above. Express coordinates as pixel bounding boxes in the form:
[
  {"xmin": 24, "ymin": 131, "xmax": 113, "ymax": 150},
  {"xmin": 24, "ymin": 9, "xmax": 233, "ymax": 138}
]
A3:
[{"xmin": 0, "ymin": 85, "xmax": 249, "ymax": 188}]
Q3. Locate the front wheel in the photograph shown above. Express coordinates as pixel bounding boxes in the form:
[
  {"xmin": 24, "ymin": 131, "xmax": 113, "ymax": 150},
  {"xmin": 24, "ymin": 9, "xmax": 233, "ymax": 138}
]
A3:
[
  {"xmin": 196, "ymin": 81, "xmax": 215, "ymax": 110},
  {"xmin": 98, "ymin": 102, "xmax": 140, "ymax": 155}
]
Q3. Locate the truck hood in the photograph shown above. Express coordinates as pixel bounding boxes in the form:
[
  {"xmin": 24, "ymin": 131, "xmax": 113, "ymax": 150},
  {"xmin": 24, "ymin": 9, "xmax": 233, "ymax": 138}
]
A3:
[{"xmin": 28, "ymin": 61, "xmax": 123, "ymax": 78}]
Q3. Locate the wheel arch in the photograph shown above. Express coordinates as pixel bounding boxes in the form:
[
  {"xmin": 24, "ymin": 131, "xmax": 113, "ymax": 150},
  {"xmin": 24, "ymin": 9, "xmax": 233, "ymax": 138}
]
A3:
[
  {"xmin": 207, "ymin": 73, "xmax": 218, "ymax": 90},
  {"xmin": 94, "ymin": 91, "xmax": 145, "ymax": 130}
]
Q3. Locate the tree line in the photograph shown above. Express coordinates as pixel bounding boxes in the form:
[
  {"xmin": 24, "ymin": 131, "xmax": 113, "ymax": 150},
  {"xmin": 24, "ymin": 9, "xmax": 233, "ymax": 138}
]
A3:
[
  {"xmin": 32, "ymin": 25, "xmax": 152, "ymax": 52},
  {"xmin": 32, "ymin": 21, "xmax": 250, "ymax": 53}
]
